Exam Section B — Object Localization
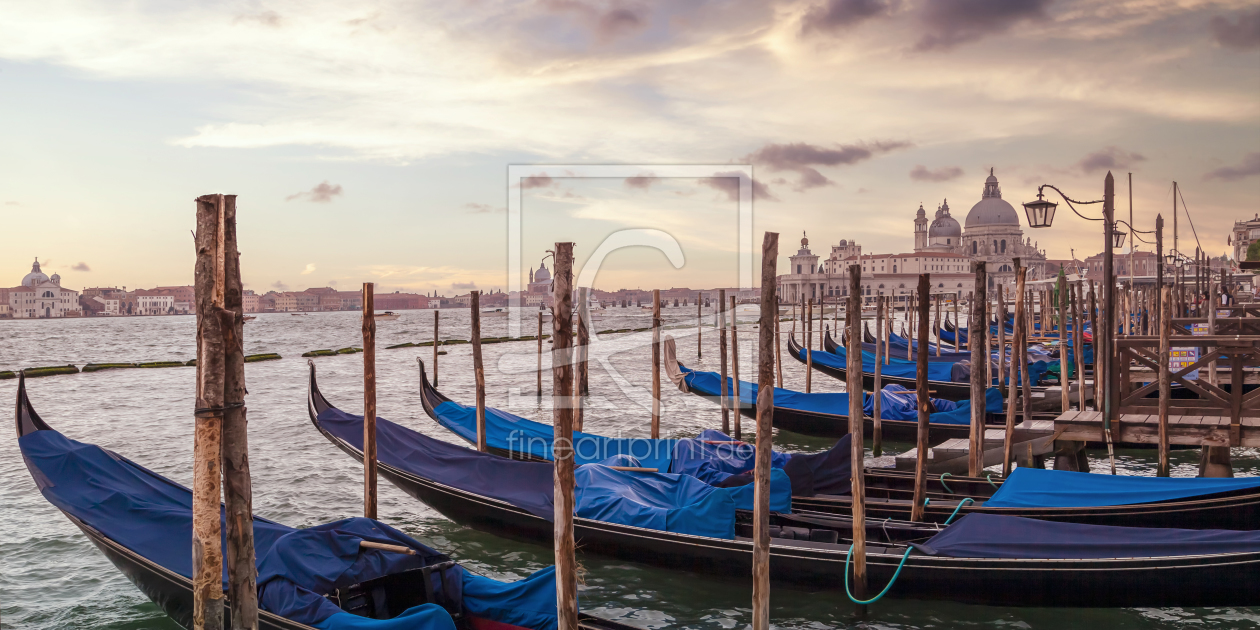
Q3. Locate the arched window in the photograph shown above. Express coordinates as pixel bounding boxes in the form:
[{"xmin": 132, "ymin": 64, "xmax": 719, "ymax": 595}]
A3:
[
  {"xmin": 893, "ymin": 265, "xmax": 897, "ymax": 273},
  {"xmin": 972, "ymin": 241, "xmax": 977, "ymax": 255},
  {"xmin": 1001, "ymin": 239, "xmax": 1006, "ymax": 253},
  {"xmin": 947, "ymin": 239, "xmax": 951, "ymax": 244},
  {"xmin": 993, "ymin": 239, "xmax": 998, "ymax": 252},
  {"xmin": 938, "ymin": 283, "xmax": 944, "ymax": 288},
  {"xmin": 42, "ymin": 291, "xmax": 53, "ymax": 298},
  {"xmin": 796, "ymin": 264, "xmax": 801, "ymax": 274}
]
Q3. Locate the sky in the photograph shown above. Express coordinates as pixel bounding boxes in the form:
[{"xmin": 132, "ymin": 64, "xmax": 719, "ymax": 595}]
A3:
[{"xmin": 2, "ymin": 0, "xmax": 1257, "ymax": 295}]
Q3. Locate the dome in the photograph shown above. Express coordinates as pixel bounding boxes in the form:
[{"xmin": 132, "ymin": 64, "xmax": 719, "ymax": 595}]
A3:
[
  {"xmin": 533, "ymin": 262, "xmax": 551, "ymax": 282},
  {"xmin": 50, "ymin": 273, "xmax": 61, "ymax": 286},
  {"xmin": 965, "ymin": 169, "xmax": 1020, "ymax": 228},
  {"xmin": 839, "ymin": 239, "xmax": 847, "ymax": 246},
  {"xmin": 22, "ymin": 259, "xmax": 49, "ymax": 287},
  {"xmin": 928, "ymin": 199, "xmax": 960, "ymax": 238}
]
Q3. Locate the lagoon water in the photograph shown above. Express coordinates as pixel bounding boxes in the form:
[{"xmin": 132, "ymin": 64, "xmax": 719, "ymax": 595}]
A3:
[{"xmin": 1, "ymin": 308, "xmax": 1257, "ymax": 629}]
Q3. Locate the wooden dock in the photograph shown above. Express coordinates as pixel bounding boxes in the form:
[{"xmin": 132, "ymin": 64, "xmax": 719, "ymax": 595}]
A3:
[
  {"xmin": 1055, "ymin": 410, "xmax": 1260, "ymax": 447},
  {"xmin": 894, "ymin": 420, "xmax": 1058, "ymax": 474}
]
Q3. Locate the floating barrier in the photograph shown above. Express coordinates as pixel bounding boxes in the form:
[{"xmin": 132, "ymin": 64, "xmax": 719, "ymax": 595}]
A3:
[
  {"xmin": 82, "ymin": 363, "xmax": 138, "ymax": 373},
  {"xmin": 11, "ymin": 365, "xmax": 81, "ymax": 378},
  {"xmin": 334, "ymin": 347, "xmax": 362, "ymax": 355},
  {"xmin": 243, "ymin": 353, "xmax": 282, "ymax": 363},
  {"xmin": 136, "ymin": 361, "xmax": 186, "ymax": 369},
  {"xmin": 301, "ymin": 349, "xmax": 336, "ymax": 357}
]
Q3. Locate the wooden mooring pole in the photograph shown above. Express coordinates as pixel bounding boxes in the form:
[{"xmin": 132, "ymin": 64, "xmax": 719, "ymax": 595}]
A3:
[
  {"xmin": 433, "ymin": 310, "xmax": 440, "ymax": 387},
  {"xmin": 731, "ymin": 294, "xmax": 742, "ymax": 440},
  {"xmin": 1003, "ymin": 263, "xmax": 1026, "ymax": 475},
  {"xmin": 192, "ymin": 194, "xmax": 226, "ymax": 630},
  {"xmin": 219, "ymin": 195, "xmax": 257, "ymax": 630},
  {"xmin": 652, "ymin": 289, "xmax": 661, "ymax": 440},
  {"xmin": 577, "ymin": 287, "xmax": 590, "ymax": 432},
  {"xmin": 362, "ymin": 283, "xmax": 378, "ymax": 518},
  {"xmin": 551, "ymin": 243, "xmax": 579, "ymax": 630},
  {"xmin": 697, "ymin": 292, "xmax": 703, "ymax": 359},
  {"xmin": 471, "ymin": 291, "xmax": 487, "ymax": 452},
  {"xmin": 969, "ymin": 261, "xmax": 987, "ymax": 478},
  {"xmin": 719, "ymin": 288, "xmax": 730, "ymax": 434},
  {"xmin": 751, "ymin": 232, "xmax": 778, "ymax": 630},
  {"xmin": 1158, "ymin": 285, "xmax": 1172, "ymax": 477},
  {"xmin": 537, "ymin": 312, "xmax": 544, "ymax": 398},
  {"xmin": 775, "ymin": 297, "xmax": 784, "ymax": 388},
  {"xmin": 845, "ymin": 264, "xmax": 867, "ymax": 613},
  {"xmin": 909, "ymin": 274, "xmax": 931, "ymax": 522},
  {"xmin": 805, "ymin": 298, "xmax": 813, "ymax": 393},
  {"xmin": 1059, "ymin": 273, "xmax": 1070, "ymax": 413},
  {"xmin": 872, "ymin": 295, "xmax": 883, "ymax": 457}
]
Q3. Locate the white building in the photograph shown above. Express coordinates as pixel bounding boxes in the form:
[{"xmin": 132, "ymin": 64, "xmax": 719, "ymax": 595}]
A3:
[
  {"xmin": 138, "ymin": 294, "xmax": 175, "ymax": 315},
  {"xmin": 9, "ymin": 259, "xmax": 80, "ymax": 318}
]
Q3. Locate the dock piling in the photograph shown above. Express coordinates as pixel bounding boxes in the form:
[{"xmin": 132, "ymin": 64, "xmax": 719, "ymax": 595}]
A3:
[
  {"xmin": 652, "ymin": 289, "xmax": 661, "ymax": 440},
  {"xmin": 731, "ymin": 295, "xmax": 742, "ymax": 440},
  {"xmin": 751, "ymin": 232, "xmax": 778, "ymax": 630},
  {"xmin": 969, "ymin": 261, "xmax": 987, "ymax": 478},
  {"xmin": 471, "ymin": 291, "xmax": 487, "ymax": 452},
  {"xmin": 362, "ymin": 283, "xmax": 378, "ymax": 518},
  {"xmin": 551, "ymin": 243, "xmax": 579, "ymax": 630},
  {"xmin": 845, "ymin": 264, "xmax": 867, "ymax": 613},
  {"xmin": 910, "ymin": 273, "xmax": 931, "ymax": 522}
]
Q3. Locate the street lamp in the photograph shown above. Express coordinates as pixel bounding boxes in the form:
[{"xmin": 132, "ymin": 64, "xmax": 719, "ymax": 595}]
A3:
[
  {"xmin": 1112, "ymin": 228, "xmax": 1127, "ymax": 250},
  {"xmin": 1022, "ymin": 192, "xmax": 1057, "ymax": 228}
]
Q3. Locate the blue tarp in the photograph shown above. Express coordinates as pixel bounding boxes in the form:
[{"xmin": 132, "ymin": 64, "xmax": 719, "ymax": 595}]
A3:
[
  {"xmin": 985, "ymin": 468, "xmax": 1260, "ymax": 508},
  {"xmin": 916, "ymin": 513, "xmax": 1260, "ymax": 559},
  {"xmin": 671, "ymin": 428, "xmax": 792, "ymax": 483},
  {"xmin": 881, "ymin": 333, "xmax": 969, "ymax": 360},
  {"xmin": 317, "ymin": 406, "xmax": 790, "ymax": 540},
  {"xmin": 1061, "ymin": 336, "xmax": 1095, "ymax": 366},
  {"xmin": 18, "ymin": 428, "xmax": 558, "ymax": 630},
  {"xmin": 431, "ymin": 400, "xmax": 676, "ymax": 472},
  {"xmin": 805, "ymin": 342, "xmax": 959, "ymax": 383},
  {"xmin": 679, "ymin": 366, "xmax": 1002, "ymax": 426}
]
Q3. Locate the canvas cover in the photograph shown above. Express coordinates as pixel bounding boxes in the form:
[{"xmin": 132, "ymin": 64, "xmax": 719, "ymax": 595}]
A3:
[{"xmin": 984, "ymin": 468, "xmax": 1260, "ymax": 509}]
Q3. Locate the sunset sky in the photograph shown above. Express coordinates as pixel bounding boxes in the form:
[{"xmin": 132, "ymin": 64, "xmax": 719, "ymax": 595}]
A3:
[{"xmin": 2, "ymin": 0, "xmax": 1257, "ymax": 294}]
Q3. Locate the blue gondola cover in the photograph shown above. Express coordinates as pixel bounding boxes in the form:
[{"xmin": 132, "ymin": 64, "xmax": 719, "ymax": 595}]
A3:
[{"xmin": 985, "ymin": 468, "xmax": 1260, "ymax": 508}]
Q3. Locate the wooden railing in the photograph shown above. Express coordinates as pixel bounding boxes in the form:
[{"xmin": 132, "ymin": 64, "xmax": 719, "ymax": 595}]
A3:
[
  {"xmin": 1171, "ymin": 317, "xmax": 1260, "ymax": 336},
  {"xmin": 1114, "ymin": 336, "xmax": 1260, "ymax": 446}
]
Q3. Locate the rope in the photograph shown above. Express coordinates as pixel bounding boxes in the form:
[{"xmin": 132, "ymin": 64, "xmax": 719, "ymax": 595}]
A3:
[
  {"xmin": 844, "ymin": 544, "xmax": 914, "ymax": 605},
  {"xmin": 944, "ymin": 497, "xmax": 975, "ymax": 525},
  {"xmin": 194, "ymin": 401, "xmax": 244, "ymax": 417},
  {"xmin": 938, "ymin": 472, "xmax": 953, "ymax": 493},
  {"xmin": 984, "ymin": 472, "xmax": 999, "ymax": 489}
]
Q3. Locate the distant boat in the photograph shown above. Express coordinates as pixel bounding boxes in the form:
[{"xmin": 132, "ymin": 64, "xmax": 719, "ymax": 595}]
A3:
[
  {"xmin": 374, "ymin": 311, "xmax": 401, "ymax": 321},
  {"xmin": 290, "ymin": 313, "xmax": 306, "ymax": 316},
  {"xmin": 242, "ymin": 316, "xmax": 256, "ymax": 322}
]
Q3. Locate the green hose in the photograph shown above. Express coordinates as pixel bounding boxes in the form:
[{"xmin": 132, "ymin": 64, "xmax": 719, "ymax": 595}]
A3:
[
  {"xmin": 944, "ymin": 497, "xmax": 975, "ymax": 525},
  {"xmin": 985, "ymin": 472, "xmax": 1000, "ymax": 489},
  {"xmin": 938, "ymin": 472, "xmax": 953, "ymax": 493}
]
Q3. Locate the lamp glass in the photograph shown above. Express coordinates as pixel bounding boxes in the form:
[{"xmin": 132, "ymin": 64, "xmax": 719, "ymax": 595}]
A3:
[
  {"xmin": 1022, "ymin": 197, "xmax": 1056, "ymax": 228},
  {"xmin": 1112, "ymin": 229, "xmax": 1127, "ymax": 249}
]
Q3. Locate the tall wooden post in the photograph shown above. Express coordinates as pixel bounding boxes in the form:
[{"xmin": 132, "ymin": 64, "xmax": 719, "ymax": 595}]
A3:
[
  {"xmin": 577, "ymin": 288, "xmax": 590, "ymax": 432},
  {"xmin": 1003, "ymin": 264, "xmax": 1026, "ymax": 476},
  {"xmin": 997, "ymin": 286, "xmax": 1006, "ymax": 389},
  {"xmin": 652, "ymin": 289, "xmax": 662, "ymax": 440},
  {"xmin": 934, "ymin": 294, "xmax": 942, "ymax": 357},
  {"xmin": 719, "ymin": 289, "xmax": 730, "ymax": 434},
  {"xmin": 731, "ymin": 295, "xmax": 743, "ymax": 440},
  {"xmin": 433, "ymin": 310, "xmax": 440, "ymax": 387},
  {"xmin": 845, "ymin": 264, "xmax": 867, "ymax": 611},
  {"xmin": 907, "ymin": 291, "xmax": 915, "ymax": 361},
  {"xmin": 969, "ymin": 262, "xmax": 987, "ymax": 477},
  {"xmin": 1208, "ymin": 279, "xmax": 1218, "ymax": 386},
  {"xmin": 192, "ymin": 194, "xmax": 226, "ymax": 630},
  {"xmin": 537, "ymin": 312, "xmax": 544, "ymax": 398},
  {"xmin": 805, "ymin": 299, "xmax": 813, "ymax": 393},
  {"xmin": 697, "ymin": 292, "xmax": 703, "ymax": 359},
  {"xmin": 551, "ymin": 243, "xmax": 579, "ymax": 630},
  {"xmin": 751, "ymin": 232, "xmax": 778, "ymax": 630},
  {"xmin": 471, "ymin": 291, "xmax": 487, "ymax": 452},
  {"xmin": 219, "ymin": 195, "xmax": 257, "ymax": 630},
  {"xmin": 1101, "ymin": 172, "xmax": 1117, "ymax": 454},
  {"xmin": 910, "ymin": 274, "xmax": 931, "ymax": 521},
  {"xmin": 1073, "ymin": 282, "xmax": 1086, "ymax": 410},
  {"xmin": 362, "ymin": 283, "xmax": 378, "ymax": 518},
  {"xmin": 1058, "ymin": 274, "xmax": 1070, "ymax": 413},
  {"xmin": 872, "ymin": 295, "xmax": 883, "ymax": 457},
  {"xmin": 1155, "ymin": 215, "xmax": 1164, "ymax": 327},
  {"xmin": 1158, "ymin": 285, "xmax": 1172, "ymax": 477},
  {"xmin": 775, "ymin": 298, "xmax": 784, "ymax": 388},
  {"xmin": 1088, "ymin": 281, "xmax": 1098, "ymax": 411},
  {"xmin": 952, "ymin": 292, "xmax": 960, "ymax": 352}
]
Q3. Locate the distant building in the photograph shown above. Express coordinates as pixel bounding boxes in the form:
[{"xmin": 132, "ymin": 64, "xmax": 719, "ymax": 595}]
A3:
[
  {"xmin": 9, "ymin": 259, "xmax": 80, "ymax": 318},
  {"xmin": 243, "ymin": 290, "xmax": 259, "ymax": 313},
  {"xmin": 135, "ymin": 291, "xmax": 175, "ymax": 315},
  {"xmin": 375, "ymin": 291, "xmax": 428, "ymax": 310},
  {"xmin": 1232, "ymin": 214, "xmax": 1260, "ymax": 261}
]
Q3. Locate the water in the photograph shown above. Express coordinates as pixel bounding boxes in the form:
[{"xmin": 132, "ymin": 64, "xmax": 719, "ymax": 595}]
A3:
[{"xmin": 1, "ymin": 308, "xmax": 1257, "ymax": 629}]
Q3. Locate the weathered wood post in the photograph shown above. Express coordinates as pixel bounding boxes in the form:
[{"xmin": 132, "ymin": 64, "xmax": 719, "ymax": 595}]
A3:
[
  {"xmin": 997, "ymin": 286, "xmax": 1006, "ymax": 390},
  {"xmin": 536, "ymin": 311, "xmax": 544, "ymax": 399},
  {"xmin": 751, "ymin": 232, "xmax": 778, "ymax": 630},
  {"xmin": 952, "ymin": 292, "xmax": 960, "ymax": 352},
  {"xmin": 652, "ymin": 289, "xmax": 661, "ymax": 440},
  {"xmin": 433, "ymin": 310, "xmax": 440, "ymax": 387},
  {"xmin": 1059, "ymin": 274, "xmax": 1070, "ymax": 413},
  {"xmin": 1156, "ymin": 215, "xmax": 1164, "ymax": 330},
  {"xmin": 934, "ymin": 293, "xmax": 942, "ymax": 357},
  {"xmin": 1088, "ymin": 281, "xmax": 1098, "ymax": 411},
  {"xmin": 969, "ymin": 262, "xmax": 987, "ymax": 477},
  {"xmin": 1158, "ymin": 285, "xmax": 1172, "ymax": 477},
  {"xmin": 872, "ymin": 295, "xmax": 883, "ymax": 457},
  {"xmin": 910, "ymin": 274, "xmax": 931, "ymax": 522},
  {"xmin": 907, "ymin": 291, "xmax": 915, "ymax": 361},
  {"xmin": 1003, "ymin": 264, "xmax": 1026, "ymax": 476},
  {"xmin": 846, "ymin": 264, "xmax": 867, "ymax": 612},
  {"xmin": 551, "ymin": 242, "xmax": 579, "ymax": 630},
  {"xmin": 697, "ymin": 292, "xmax": 703, "ymax": 359},
  {"xmin": 577, "ymin": 287, "xmax": 590, "ymax": 432},
  {"xmin": 775, "ymin": 297, "xmax": 784, "ymax": 388},
  {"xmin": 192, "ymin": 194, "xmax": 226, "ymax": 630},
  {"xmin": 362, "ymin": 283, "xmax": 378, "ymax": 518},
  {"xmin": 1073, "ymin": 281, "xmax": 1086, "ymax": 411},
  {"xmin": 219, "ymin": 195, "xmax": 258, "ymax": 630},
  {"xmin": 805, "ymin": 298, "xmax": 813, "ymax": 393},
  {"xmin": 471, "ymin": 291, "xmax": 487, "ymax": 452},
  {"xmin": 731, "ymin": 294, "xmax": 743, "ymax": 440},
  {"xmin": 1208, "ymin": 279, "xmax": 1218, "ymax": 387},
  {"xmin": 719, "ymin": 288, "xmax": 730, "ymax": 434}
]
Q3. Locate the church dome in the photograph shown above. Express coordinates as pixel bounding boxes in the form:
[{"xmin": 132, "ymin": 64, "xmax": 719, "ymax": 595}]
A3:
[
  {"xmin": 965, "ymin": 169, "xmax": 1020, "ymax": 228},
  {"xmin": 534, "ymin": 262, "xmax": 551, "ymax": 282},
  {"xmin": 928, "ymin": 200, "xmax": 961, "ymax": 238},
  {"xmin": 22, "ymin": 259, "xmax": 49, "ymax": 287}
]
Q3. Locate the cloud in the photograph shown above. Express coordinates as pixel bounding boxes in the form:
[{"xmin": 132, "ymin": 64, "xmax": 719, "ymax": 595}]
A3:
[
  {"xmin": 801, "ymin": 0, "xmax": 890, "ymax": 34},
  {"xmin": 519, "ymin": 174, "xmax": 555, "ymax": 189},
  {"xmin": 328, "ymin": 279, "xmax": 338, "ymax": 286},
  {"xmin": 1077, "ymin": 146, "xmax": 1145, "ymax": 173},
  {"xmin": 745, "ymin": 141, "xmax": 911, "ymax": 191},
  {"xmin": 463, "ymin": 202, "xmax": 504, "ymax": 214},
  {"xmin": 909, "ymin": 165, "xmax": 964, "ymax": 182},
  {"xmin": 1210, "ymin": 10, "xmax": 1260, "ymax": 50},
  {"xmin": 1204, "ymin": 153, "xmax": 1260, "ymax": 182},
  {"xmin": 234, "ymin": 11, "xmax": 282, "ymax": 28},
  {"xmin": 301, "ymin": 263, "xmax": 316, "ymax": 275},
  {"xmin": 286, "ymin": 181, "xmax": 343, "ymax": 202},
  {"xmin": 699, "ymin": 171, "xmax": 777, "ymax": 202},
  {"xmin": 452, "ymin": 281, "xmax": 477, "ymax": 290},
  {"xmin": 915, "ymin": 0, "xmax": 1051, "ymax": 52},
  {"xmin": 4, "ymin": 201, "xmax": 19, "ymax": 206},
  {"xmin": 71, "ymin": 262, "xmax": 91, "ymax": 271},
  {"xmin": 271, "ymin": 280, "xmax": 289, "ymax": 290},
  {"xmin": 624, "ymin": 174, "xmax": 657, "ymax": 190},
  {"xmin": 541, "ymin": 0, "xmax": 649, "ymax": 43}
]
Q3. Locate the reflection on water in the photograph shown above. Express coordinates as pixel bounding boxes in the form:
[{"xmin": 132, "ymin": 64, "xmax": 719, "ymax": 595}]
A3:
[{"xmin": 0, "ymin": 308, "xmax": 1256, "ymax": 629}]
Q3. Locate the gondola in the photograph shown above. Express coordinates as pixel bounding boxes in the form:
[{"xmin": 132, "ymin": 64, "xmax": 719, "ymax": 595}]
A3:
[
  {"xmin": 14, "ymin": 374, "xmax": 632, "ymax": 630},
  {"xmin": 853, "ymin": 325, "xmax": 967, "ymax": 362},
  {"xmin": 789, "ymin": 331, "xmax": 975, "ymax": 401},
  {"xmin": 307, "ymin": 366, "xmax": 1260, "ymax": 607}
]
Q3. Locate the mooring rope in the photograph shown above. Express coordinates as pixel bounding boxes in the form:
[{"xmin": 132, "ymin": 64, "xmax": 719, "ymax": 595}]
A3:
[
  {"xmin": 843, "ymin": 497, "xmax": 975, "ymax": 605},
  {"xmin": 938, "ymin": 472, "xmax": 953, "ymax": 493}
]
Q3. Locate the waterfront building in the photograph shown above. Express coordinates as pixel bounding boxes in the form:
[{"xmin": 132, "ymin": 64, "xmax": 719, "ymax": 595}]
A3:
[
  {"xmin": 243, "ymin": 290, "xmax": 259, "ymax": 313},
  {"xmin": 1232, "ymin": 214, "xmax": 1260, "ymax": 261},
  {"xmin": 9, "ymin": 259, "xmax": 80, "ymax": 318},
  {"xmin": 135, "ymin": 291, "xmax": 175, "ymax": 315}
]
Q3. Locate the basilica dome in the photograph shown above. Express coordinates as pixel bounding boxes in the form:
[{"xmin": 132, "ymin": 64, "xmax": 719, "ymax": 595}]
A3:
[
  {"xmin": 928, "ymin": 200, "xmax": 961, "ymax": 239},
  {"xmin": 534, "ymin": 262, "xmax": 551, "ymax": 282},
  {"xmin": 22, "ymin": 259, "xmax": 49, "ymax": 287},
  {"xmin": 965, "ymin": 170, "xmax": 1020, "ymax": 228}
]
